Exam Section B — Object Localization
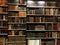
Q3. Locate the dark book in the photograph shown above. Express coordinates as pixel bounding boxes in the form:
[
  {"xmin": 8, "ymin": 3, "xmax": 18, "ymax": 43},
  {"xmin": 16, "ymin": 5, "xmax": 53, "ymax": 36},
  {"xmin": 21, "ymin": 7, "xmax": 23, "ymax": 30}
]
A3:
[
  {"xmin": 53, "ymin": 24, "xmax": 58, "ymax": 30},
  {"xmin": 57, "ymin": 40, "xmax": 60, "ymax": 45},
  {"xmin": 57, "ymin": 32, "xmax": 60, "ymax": 38},
  {"xmin": 29, "ymin": 17, "xmax": 34, "ymax": 22}
]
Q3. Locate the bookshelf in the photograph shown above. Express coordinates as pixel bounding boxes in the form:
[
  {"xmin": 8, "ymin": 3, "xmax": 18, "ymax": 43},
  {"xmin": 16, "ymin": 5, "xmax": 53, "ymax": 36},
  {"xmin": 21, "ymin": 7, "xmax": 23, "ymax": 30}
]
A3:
[
  {"xmin": 26, "ymin": 0, "xmax": 60, "ymax": 45},
  {"xmin": 7, "ymin": 0, "xmax": 26, "ymax": 45}
]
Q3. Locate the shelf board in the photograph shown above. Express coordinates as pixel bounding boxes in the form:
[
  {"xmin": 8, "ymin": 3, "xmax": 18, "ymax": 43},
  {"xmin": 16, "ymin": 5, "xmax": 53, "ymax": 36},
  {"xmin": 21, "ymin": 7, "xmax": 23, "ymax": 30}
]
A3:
[
  {"xmin": 8, "ymin": 16, "xmax": 26, "ymax": 18},
  {"xmin": 8, "ymin": 22, "xmax": 26, "ymax": 24},
  {"xmin": 8, "ymin": 35, "xmax": 26, "ymax": 37},
  {"xmin": 27, "ymin": 14, "xmax": 60, "ymax": 17},
  {"xmin": 26, "ymin": 37, "xmax": 56, "ymax": 40},
  {"xmin": 5, "ymin": 41, "xmax": 26, "ymax": 43},
  {"xmin": 19, "ymin": 4, "xmax": 26, "ymax": 7},
  {"xmin": 26, "ymin": 30, "xmax": 60, "ymax": 32},
  {"xmin": 0, "ymin": 19, "xmax": 7, "ymax": 21},
  {"xmin": 26, "ymin": 22, "xmax": 57, "ymax": 24},
  {"xmin": 0, "ymin": 26, "xmax": 7, "ymax": 28},
  {"xmin": 0, "ymin": 5, "xmax": 8, "ymax": 7},
  {"xmin": 27, "ymin": 6, "xmax": 60, "ymax": 9},
  {"xmin": 8, "ymin": 3, "xmax": 19, "ymax": 5},
  {"xmin": 0, "ymin": 12, "xmax": 8, "ymax": 15},
  {"xmin": 8, "ymin": 29, "xmax": 26, "ymax": 31},
  {"xmin": 0, "ymin": 33, "xmax": 7, "ymax": 35}
]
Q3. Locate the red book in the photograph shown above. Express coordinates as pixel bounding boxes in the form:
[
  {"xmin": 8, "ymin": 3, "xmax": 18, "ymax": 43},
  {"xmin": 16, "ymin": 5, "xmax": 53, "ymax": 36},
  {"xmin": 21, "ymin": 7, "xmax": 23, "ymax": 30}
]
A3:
[
  {"xmin": 34, "ymin": 17, "xmax": 39, "ymax": 22},
  {"xmin": 53, "ymin": 24, "xmax": 58, "ymax": 30},
  {"xmin": 57, "ymin": 40, "xmax": 60, "ymax": 45}
]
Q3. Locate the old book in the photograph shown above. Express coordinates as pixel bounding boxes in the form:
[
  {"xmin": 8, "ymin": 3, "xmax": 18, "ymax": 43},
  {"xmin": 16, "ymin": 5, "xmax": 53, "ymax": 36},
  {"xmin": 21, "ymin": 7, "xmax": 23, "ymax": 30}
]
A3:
[
  {"xmin": 55, "ymin": 9, "xmax": 58, "ymax": 15},
  {"xmin": 15, "ymin": 36, "xmax": 25, "ymax": 41},
  {"xmin": 52, "ymin": 32, "xmax": 57, "ymax": 38},
  {"xmin": 8, "ymin": 31, "xmax": 12, "ymax": 35},
  {"xmin": 47, "ymin": 24, "xmax": 52, "ymax": 30},
  {"xmin": 0, "ymin": 38, "xmax": 5, "ymax": 45},
  {"xmin": 28, "ymin": 40, "xmax": 35, "ymax": 45},
  {"xmin": 0, "ymin": 8, "xmax": 3, "ymax": 13},
  {"xmin": 34, "ymin": 17, "xmax": 40, "ymax": 22},
  {"xmin": 57, "ymin": 40, "xmax": 60, "ymax": 45},
  {"xmin": 46, "ymin": 40, "xmax": 55, "ymax": 45},
  {"xmin": 8, "ymin": 25, "xmax": 11, "ymax": 29},
  {"xmin": 45, "ymin": 9, "xmax": 49, "ymax": 15},
  {"xmin": 53, "ymin": 24, "xmax": 58, "ymax": 30},
  {"xmin": 35, "ymin": 25, "xmax": 45, "ymax": 30},
  {"xmin": 57, "ymin": 32, "xmax": 60, "ymax": 38},
  {"xmin": 19, "ymin": 11, "xmax": 26, "ymax": 17},
  {"xmin": 29, "ymin": 17, "xmax": 34, "ymax": 22},
  {"xmin": 19, "ymin": 0, "xmax": 23, "ymax": 5},
  {"xmin": 8, "ymin": 6, "xmax": 18, "ymax": 10},
  {"xmin": 49, "ymin": 9, "xmax": 54, "ymax": 15}
]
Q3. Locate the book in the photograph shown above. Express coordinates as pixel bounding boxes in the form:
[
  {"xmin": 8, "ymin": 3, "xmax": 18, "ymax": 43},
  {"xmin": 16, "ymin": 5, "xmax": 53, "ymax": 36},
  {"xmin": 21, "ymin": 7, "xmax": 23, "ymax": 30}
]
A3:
[
  {"xmin": 0, "ymin": 38, "xmax": 5, "ymax": 45},
  {"xmin": 53, "ymin": 24, "xmax": 58, "ymax": 30},
  {"xmin": 57, "ymin": 40, "xmax": 60, "ymax": 45},
  {"xmin": 8, "ymin": 6, "xmax": 18, "ymax": 10},
  {"xmin": 18, "ymin": 11, "xmax": 26, "ymax": 17},
  {"xmin": 49, "ymin": 9, "xmax": 54, "ymax": 15},
  {"xmin": 45, "ymin": 9, "xmax": 50, "ymax": 15},
  {"xmin": 29, "ymin": 17, "xmax": 34, "ymax": 22},
  {"xmin": 35, "ymin": 25, "xmax": 45, "ymax": 30},
  {"xmin": 52, "ymin": 32, "xmax": 57, "ymax": 38},
  {"xmin": 0, "ymin": 8, "xmax": 3, "ymax": 13},
  {"xmin": 19, "ymin": 0, "xmax": 23, "ymax": 4},
  {"xmin": 57, "ymin": 32, "xmax": 60, "ymax": 38}
]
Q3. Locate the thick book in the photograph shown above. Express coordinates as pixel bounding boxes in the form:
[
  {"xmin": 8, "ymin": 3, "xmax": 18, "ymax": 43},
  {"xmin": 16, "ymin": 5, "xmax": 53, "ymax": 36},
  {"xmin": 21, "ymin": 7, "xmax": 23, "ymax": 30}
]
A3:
[{"xmin": 29, "ymin": 17, "xmax": 34, "ymax": 22}]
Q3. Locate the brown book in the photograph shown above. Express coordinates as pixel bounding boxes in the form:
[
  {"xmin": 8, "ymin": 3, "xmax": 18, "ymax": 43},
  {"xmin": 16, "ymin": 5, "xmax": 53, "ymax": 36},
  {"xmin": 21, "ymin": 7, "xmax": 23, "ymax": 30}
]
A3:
[
  {"xmin": 8, "ymin": 6, "xmax": 18, "ymax": 10},
  {"xmin": 0, "ymin": 8, "xmax": 3, "ymax": 13},
  {"xmin": 57, "ymin": 32, "xmax": 60, "ymax": 38},
  {"xmin": 18, "ymin": 11, "xmax": 26, "ymax": 17},
  {"xmin": 50, "ymin": 9, "xmax": 54, "ymax": 15},
  {"xmin": 45, "ymin": 9, "xmax": 49, "ymax": 15},
  {"xmin": 2, "ymin": 0, "xmax": 7, "ymax": 5},
  {"xmin": 8, "ymin": 31, "xmax": 12, "ymax": 35},
  {"xmin": 29, "ymin": 17, "xmax": 34, "ymax": 22},
  {"xmin": 0, "ymin": 38, "xmax": 5, "ymax": 45}
]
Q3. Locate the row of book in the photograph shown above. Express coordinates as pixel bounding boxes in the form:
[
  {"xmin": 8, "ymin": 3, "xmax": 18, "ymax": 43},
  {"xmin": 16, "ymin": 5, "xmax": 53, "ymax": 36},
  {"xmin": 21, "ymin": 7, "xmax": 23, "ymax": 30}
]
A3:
[
  {"xmin": 0, "ymin": 0, "xmax": 7, "ymax": 5},
  {"xmin": 0, "ymin": 7, "xmax": 7, "ymax": 13},
  {"xmin": 8, "ymin": 31, "xmax": 25, "ymax": 35},
  {"xmin": 27, "ymin": 1, "xmax": 60, "ymax": 7},
  {"xmin": 8, "ymin": 12, "xmax": 26, "ymax": 17},
  {"xmin": 27, "ymin": 17, "xmax": 59, "ymax": 22},
  {"xmin": 27, "ymin": 24, "xmax": 60, "ymax": 30},
  {"xmin": 8, "ymin": 24, "xmax": 26, "ymax": 30},
  {"xmin": 27, "ymin": 8, "xmax": 59, "ymax": 15},
  {"xmin": 27, "ymin": 32, "xmax": 60, "ymax": 38},
  {"xmin": 28, "ymin": 39, "xmax": 59, "ymax": 45},
  {"xmin": 8, "ymin": 0, "xmax": 26, "ymax": 5},
  {"xmin": 8, "ymin": 6, "xmax": 26, "ymax": 10},
  {"xmin": 0, "ymin": 21, "xmax": 7, "ymax": 26}
]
